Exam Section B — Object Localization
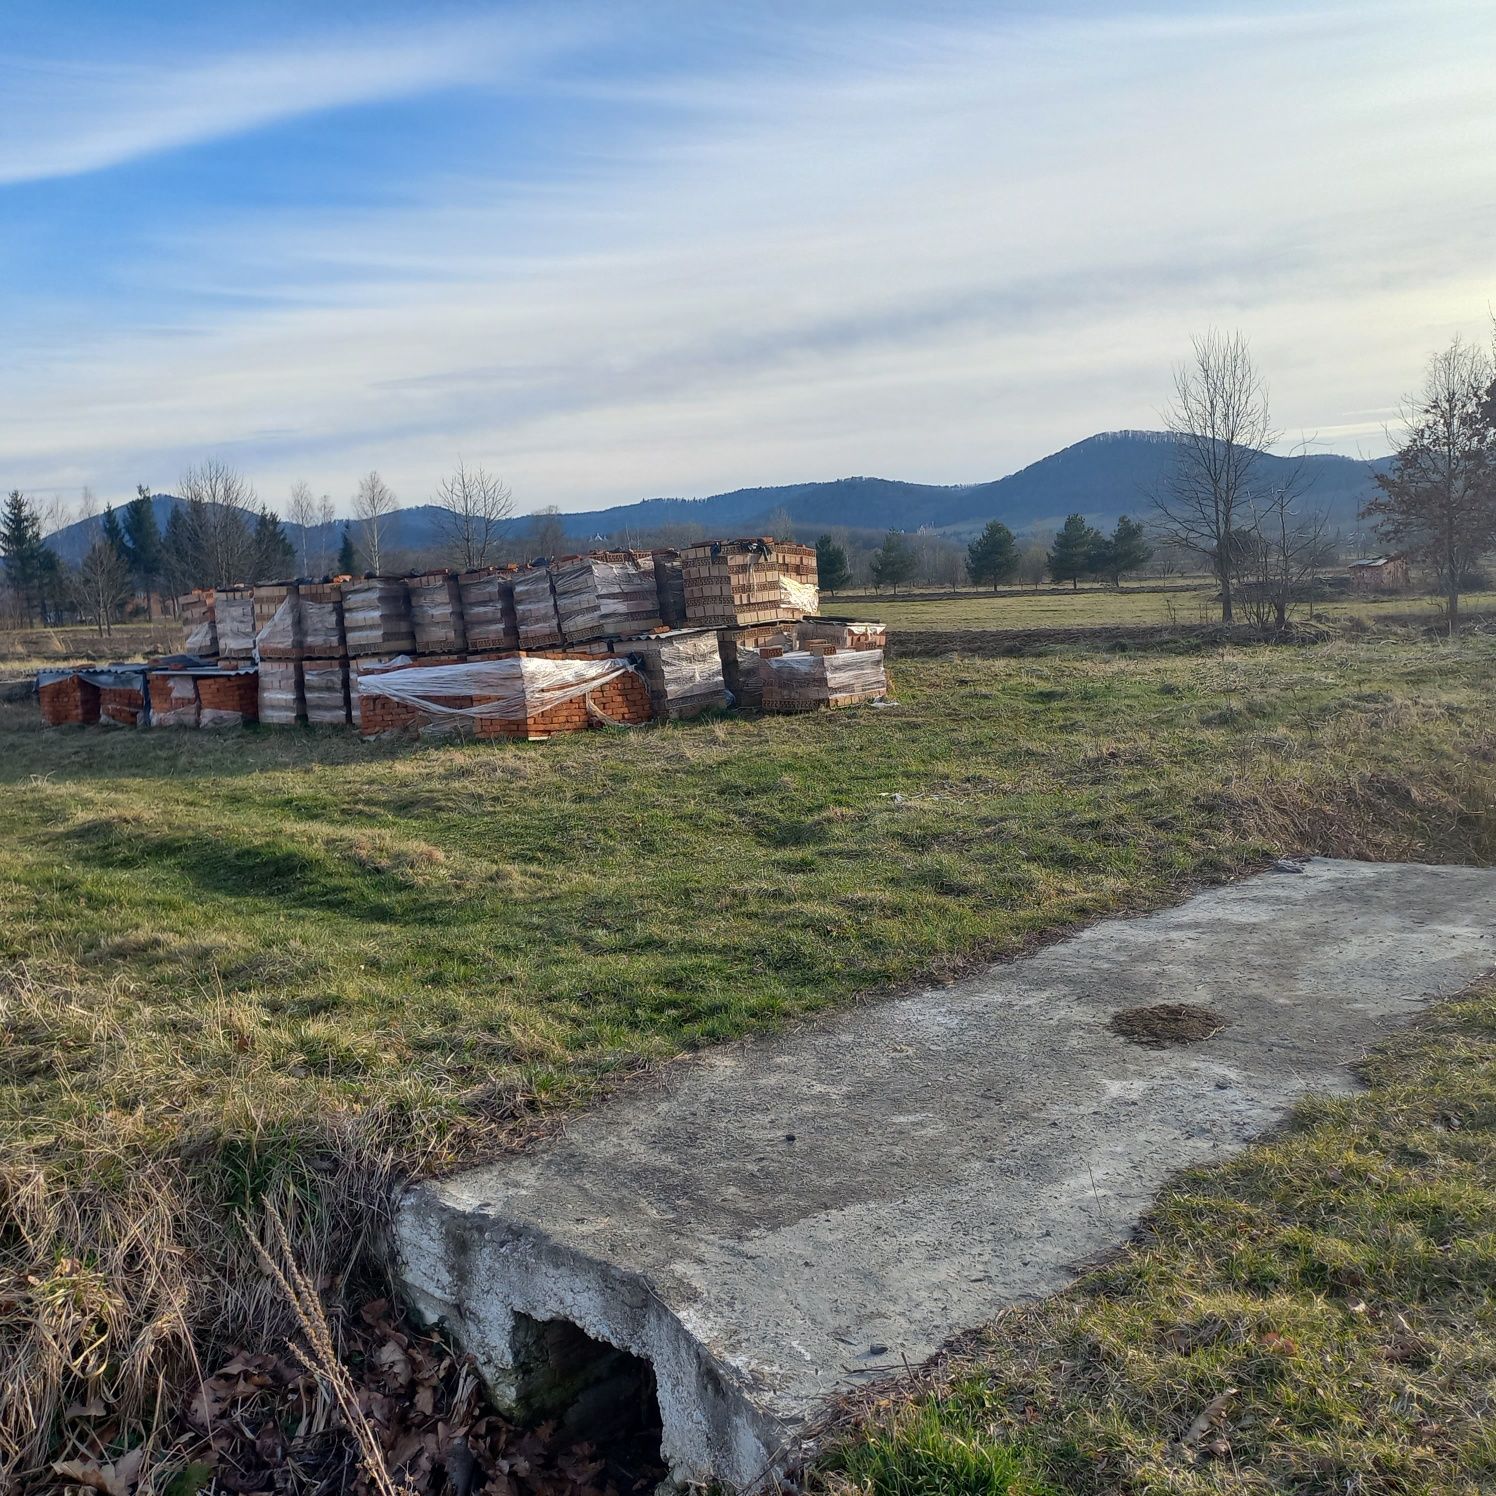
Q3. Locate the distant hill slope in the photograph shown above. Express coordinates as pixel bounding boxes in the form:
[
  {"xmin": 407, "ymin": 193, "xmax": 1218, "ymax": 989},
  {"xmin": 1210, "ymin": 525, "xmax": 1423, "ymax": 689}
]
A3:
[{"xmin": 44, "ymin": 432, "xmax": 1388, "ymax": 566}]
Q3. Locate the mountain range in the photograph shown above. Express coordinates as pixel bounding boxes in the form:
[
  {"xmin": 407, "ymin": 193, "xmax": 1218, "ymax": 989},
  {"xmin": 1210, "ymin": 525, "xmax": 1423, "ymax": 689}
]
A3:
[{"xmin": 45, "ymin": 431, "xmax": 1389, "ymax": 566}]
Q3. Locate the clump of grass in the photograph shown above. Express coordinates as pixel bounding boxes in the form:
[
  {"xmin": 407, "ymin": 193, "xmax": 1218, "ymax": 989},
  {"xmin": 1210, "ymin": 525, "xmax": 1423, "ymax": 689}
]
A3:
[
  {"xmin": 822, "ymin": 1401, "xmax": 1059, "ymax": 1496},
  {"xmin": 819, "ymin": 980, "xmax": 1496, "ymax": 1494}
]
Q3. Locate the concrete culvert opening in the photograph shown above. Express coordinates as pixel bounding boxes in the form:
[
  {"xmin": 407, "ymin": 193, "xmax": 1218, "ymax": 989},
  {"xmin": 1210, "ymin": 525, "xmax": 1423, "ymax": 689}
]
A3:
[{"xmin": 510, "ymin": 1314, "xmax": 667, "ymax": 1492}]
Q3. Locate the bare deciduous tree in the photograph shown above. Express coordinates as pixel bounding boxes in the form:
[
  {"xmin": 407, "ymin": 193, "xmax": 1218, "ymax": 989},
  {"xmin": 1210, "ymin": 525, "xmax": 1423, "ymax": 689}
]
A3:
[
  {"xmin": 353, "ymin": 471, "xmax": 397, "ymax": 574},
  {"xmin": 178, "ymin": 458, "xmax": 259, "ymax": 585},
  {"xmin": 1238, "ymin": 461, "xmax": 1332, "ymax": 631},
  {"xmin": 316, "ymin": 493, "xmax": 336, "ymax": 574},
  {"xmin": 71, "ymin": 540, "xmax": 133, "ymax": 637},
  {"xmin": 1362, "ymin": 336, "xmax": 1496, "ymax": 636},
  {"xmin": 287, "ymin": 480, "xmax": 317, "ymax": 575},
  {"xmin": 1154, "ymin": 330, "xmax": 1278, "ymax": 623},
  {"xmin": 525, "ymin": 504, "xmax": 568, "ymax": 561},
  {"xmin": 432, "ymin": 461, "xmax": 514, "ymax": 569}
]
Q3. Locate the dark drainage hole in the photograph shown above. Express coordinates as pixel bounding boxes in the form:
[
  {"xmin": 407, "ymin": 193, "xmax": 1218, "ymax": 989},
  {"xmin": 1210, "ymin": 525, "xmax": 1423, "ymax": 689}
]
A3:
[
  {"xmin": 1110, "ymin": 1002, "xmax": 1228, "ymax": 1048},
  {"xmin": 510, "ymin": 1314, "xmax": 667, "ymax": 1494}
]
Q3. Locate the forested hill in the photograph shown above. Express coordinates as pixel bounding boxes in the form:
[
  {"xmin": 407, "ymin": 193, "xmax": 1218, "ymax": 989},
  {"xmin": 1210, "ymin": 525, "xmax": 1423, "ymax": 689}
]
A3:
[{"xmin": 44, "ymin": 431, "xmax": 1387, "ymax": 562}]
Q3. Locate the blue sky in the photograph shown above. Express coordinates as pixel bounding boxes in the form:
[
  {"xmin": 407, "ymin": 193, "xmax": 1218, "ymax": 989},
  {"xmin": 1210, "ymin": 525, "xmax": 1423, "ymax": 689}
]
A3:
[{"xmin": 3, "ymin": 1, "xmax": 1493, "ymax": 521}]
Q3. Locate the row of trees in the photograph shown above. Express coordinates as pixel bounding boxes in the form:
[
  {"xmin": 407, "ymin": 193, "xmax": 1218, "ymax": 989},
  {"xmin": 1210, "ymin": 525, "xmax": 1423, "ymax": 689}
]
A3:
[{"xmin": 1156, "ymin": 327, "xmax": 1496, "ymax": 634}]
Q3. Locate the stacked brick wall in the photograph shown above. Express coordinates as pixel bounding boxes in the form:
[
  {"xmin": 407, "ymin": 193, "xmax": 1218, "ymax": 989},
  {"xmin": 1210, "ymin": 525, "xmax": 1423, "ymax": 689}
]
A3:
[{"xmin": 39, "ymin": 674, "xmax": 100, "ymax": 726}]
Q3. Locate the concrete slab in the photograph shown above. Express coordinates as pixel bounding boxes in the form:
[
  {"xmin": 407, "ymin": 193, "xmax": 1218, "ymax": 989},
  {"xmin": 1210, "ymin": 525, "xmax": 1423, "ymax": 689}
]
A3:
[{"xmin": 395, "ymin": 859, "xmax": 1496, "ymax": 1490}]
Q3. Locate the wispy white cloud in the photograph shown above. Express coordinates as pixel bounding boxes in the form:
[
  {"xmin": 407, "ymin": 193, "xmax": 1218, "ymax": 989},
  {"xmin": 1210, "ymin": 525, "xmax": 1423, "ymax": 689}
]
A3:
[
  {"xmin": 3, "ymin": 1, "xmax": 1495, "ymax": 514},
  {"xmin": 0, "ymin": 12, "xmax": 583, "ymax": 186}
]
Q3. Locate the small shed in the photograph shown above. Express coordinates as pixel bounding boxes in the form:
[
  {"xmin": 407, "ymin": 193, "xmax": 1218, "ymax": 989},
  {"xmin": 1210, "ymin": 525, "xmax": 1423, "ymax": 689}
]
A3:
[{"xmin": 1348, "ymin": 556, "xmax": 1409, "ymax": 592}]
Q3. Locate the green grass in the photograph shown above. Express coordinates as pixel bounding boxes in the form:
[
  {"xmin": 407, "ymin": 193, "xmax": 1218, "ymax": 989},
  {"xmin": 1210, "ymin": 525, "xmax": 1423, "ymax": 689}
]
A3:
[
  {"xmin": 819, "ymin": 979, "xmax": 1496, "ymax": 1495},
  {"xmin": 3, "ymin": 638, "xmax": 1495, "ymax": 1478}
]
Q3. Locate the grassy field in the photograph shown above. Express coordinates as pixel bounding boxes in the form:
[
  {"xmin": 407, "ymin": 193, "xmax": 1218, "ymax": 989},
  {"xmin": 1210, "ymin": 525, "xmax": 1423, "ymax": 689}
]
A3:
[
  {"xmin": 4, "ymin": 638, "xmax": 1496, "ymax": 1487},
  {"xmin": 835, "ymin": 584, "xmax": 1496, "ymax": 633}
]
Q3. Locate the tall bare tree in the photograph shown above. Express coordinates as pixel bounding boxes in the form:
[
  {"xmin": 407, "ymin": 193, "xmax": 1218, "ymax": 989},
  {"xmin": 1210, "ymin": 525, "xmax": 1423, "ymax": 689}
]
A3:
[
  {"xmin": 286, "ymin": 480, "xmax": 317, "ymax": 575},
  {"xmin": 1154, "ymin": 330, "xmax": 1277, "ymax": 623},
  {"xmin": 525, "ymin": 504, "xmax": 568, "ymax": 561},
  {"xmin": 432, "ymin": 461, "xmax": 513, "ymax": 569},
  {"xmin": 353, "ymin": 471, "xmax": 397, "ymax": 574},
  {"xmin": 316, "ymin": 493, "xmax": 336, "ymax": 574},
  {"xmin": 71, "ymin": 540, "xmax": 133, "ymax": 637},
  {"xmin": 178, "ymin": 458, "xmax": 259, "ymax": 585},
  {"xmin": 1362, "ymin": 336, "xmax": 1496, "ymax": 636}
]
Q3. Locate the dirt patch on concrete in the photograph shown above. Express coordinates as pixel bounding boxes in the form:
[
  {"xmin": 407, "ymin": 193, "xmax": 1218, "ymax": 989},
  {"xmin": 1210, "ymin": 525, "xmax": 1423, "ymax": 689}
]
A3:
[{"xmin": 1110, "ymin": 1002, "xmax": 1227, "ymax": 1048}]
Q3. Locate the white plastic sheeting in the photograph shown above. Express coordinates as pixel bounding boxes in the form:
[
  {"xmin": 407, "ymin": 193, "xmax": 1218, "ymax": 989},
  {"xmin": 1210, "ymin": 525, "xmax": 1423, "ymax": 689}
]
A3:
[
  {"xmin": 254, "ymin": 596, "xmax": 298, "ymax": 656},
  {"xmin": 357, "ymin": 655, "xmax": 643, "ymax": 721},
  {"xmin": 215, "ymin": 594, "xmax": 255, "ymax": 656},
  {"xmin": 552, "ymin": 556, "xmax": 662, "ymax": 642}
]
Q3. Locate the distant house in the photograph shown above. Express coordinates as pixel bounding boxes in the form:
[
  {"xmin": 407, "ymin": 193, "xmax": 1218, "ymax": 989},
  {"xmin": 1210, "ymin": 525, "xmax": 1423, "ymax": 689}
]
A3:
[{"xmin": 1348, "ymin": 555, "xmax": 1409, "ymax": 592}]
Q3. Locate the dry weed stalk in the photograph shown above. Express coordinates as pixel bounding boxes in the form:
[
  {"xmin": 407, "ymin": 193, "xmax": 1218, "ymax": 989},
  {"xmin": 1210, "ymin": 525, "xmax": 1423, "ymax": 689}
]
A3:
[{"xmin": 252, "ymin": 1203, "xmax": 411, "ymax": 1496}]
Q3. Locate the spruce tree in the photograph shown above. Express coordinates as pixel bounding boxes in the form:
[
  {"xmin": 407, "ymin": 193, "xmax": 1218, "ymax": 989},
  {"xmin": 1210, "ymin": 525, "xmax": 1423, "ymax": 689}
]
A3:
[
  {"xmin": 336, "ymin": 527, "xmax": 358, "ymax": 576},
  {"xmin": 100, "ymin": 503, "xmax": 127, "ymax": 558},
  {"xmin": 1, "ymin": 490, "xmax": 46, "ymax": 625},
  {"xmin": 1047, "ymin": 513, "xmax": 1103, "ymax": 590},
  {"xmin": 122, "ymin": 487, "xmax": 166, "ymax": 617},
  {"xmin": 815, "ymin": 534, "xmax": 851, "ymax": 593},
  {"xmin": 869, "ymin": 530, "xmax": 917, "ymax": 594},
  {"xmin": 251, "ymin": 506, "xmax": 295, "ymax": 581},
  {"xmin": 965, "ymin": 520, "xmax": 1019, "ymax": 590}
]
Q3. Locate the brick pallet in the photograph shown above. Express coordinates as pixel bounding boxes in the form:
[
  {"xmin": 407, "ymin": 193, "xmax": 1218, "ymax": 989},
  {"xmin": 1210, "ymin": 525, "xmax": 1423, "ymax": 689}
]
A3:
[
  {"xmin": 551, "ymin": 552, "xmax": 662, "ymax": 643},
  {"xmin": 215, "ymin": 587, "xmax": 256, "ymax": 658},
  {"xmin": 409, "ymin": 571, "xmax": 467, "ymax": 654},
  {"xmin": 198, "ymin": 670, "xmax": 259, "ymax": 727},
  {"xmin": 609, "ymin": 629, "xmax": 727, "ymax": 719},
  {"xmin": 299, "ymin": 581, "xmax": 347, "ymax": 657},
  {"xmin": 717, "ymin": 623, "xmax": 800, "ymax": 709},
  {"xmin": 759, "ymin": 648, "xmax": 888, "ymax": 711},
  {"xmin": 149, "ymin": 673, "xmax": 201, "ymax": 728},
  {"xmin": 258, "ymin": 660, "xmax": 306, "ymax": 725},
  {"xmin": 681, "ymin": 538, "xmax": 819, "ymax": 627},
  {"xmin": 39, "ymin": 673, "xmax": 100, "ymax": 726},
  {"xmin": 458, "ymin": 568, "xmax": 520, "ymax": 651},
  {"xmin": 253, "ymin": 583, "xmax": 302, "ymax": 659},
  {"xmin": 513, "ymin": 566, "xmax": 563, "ymax": 647},
  {"xmin": 357, "ymin": 655, "xmax": 653, "ymax": 740},
  {"xmin": 653, "ymin": 550, "xmax": 687, "ymax": 628},
  {"xmin": 303, "ymin": 659, "xmax": 352, "ymax": 725},
  {"xmin": 343, "ymin": 578, "xmax": 415, "ymax": 656}
]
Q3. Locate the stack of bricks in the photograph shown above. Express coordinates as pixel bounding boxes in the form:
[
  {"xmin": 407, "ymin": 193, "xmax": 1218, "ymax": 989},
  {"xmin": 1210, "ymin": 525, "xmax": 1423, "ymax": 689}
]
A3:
[
  {"xmin": 681, "ymin": 538, "xmax": 819, "ymax": 627},
  {"xmin": 258, "ymin": 660, "xmax": 305, "ymax": 725},
  {"xmin": 458, "ymin": 567, "xmax": 520, "ymax": 651},
  {"xmin": 409, "ymin": 571, "xmax": 468, "ymax": 654},
  {"xmin": 253, "ymin": 582, "xmax": 302, "ymax": 658},
  {"xmin": 99, "ymin": 673, "xmax": 148, "ymax": 727},
  {"xmin": 608, "ymin": 629, "xmax": 727, "ymax": 719},
  {"xmin": 717, "ymin": 623, "xmax": 800, "ymax": 709},
  {"xmin": 652, "ymin": 550, "xmax": 687, "ymax": 627},
  {"xmin": 343, "ymin": 578, "xmax": 415, "ymax": 657},
  {"xmin": 513, "ymin": 566, "xmax": 564, "ymax": 647},
  {"xmin": 551, "ymin": 553, "xmax": 663, "ymax": 643},
  {"xmin": 758, "ymin": 647, "xmax": 888, "ymax": 712},
  {"xmin": 181, "ymin": 590, "xmax": 218, "ymax": 657},
  {"xmin": 304, "ymin": 660, "xmax": 352, "ymax": 725},
  {"xmin": 299, "ymin": 581, "xmax": 346, "ymax": 656},
  {"xmin": 356, "ymin": 654, "xmax": 468, "ymax": 736},
  {"xmin": 39, "ymin": 672, "xmax": 100, "ymax": 726},
  {"xmin": 796, "ymin": 617, "xmax": 888, "ymax": 652},
  {"xmin": 198, "ymin": 670, "xmax": 260, "ymax": 727},
  {"xmin": 357, "ymin": 655, "xmax": 653, "ymax": 740},
  {"xmin": 149, "ymin": 673, "xmax": 201, "ymax": 728},
  {"xmin": 215, "ymin": 587, "xmax": 256, "ymax": 661}
]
